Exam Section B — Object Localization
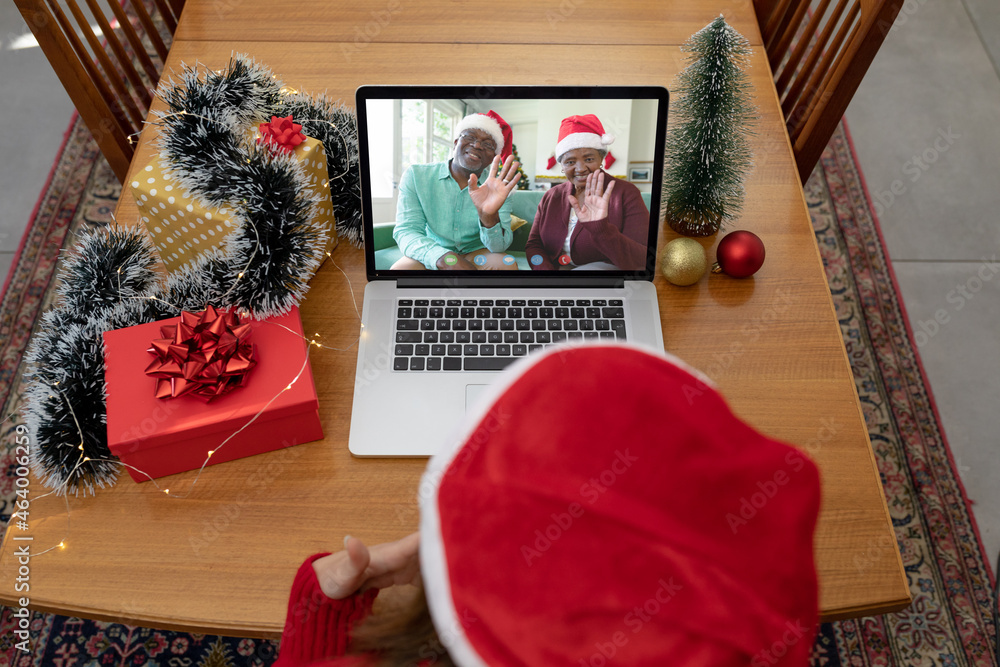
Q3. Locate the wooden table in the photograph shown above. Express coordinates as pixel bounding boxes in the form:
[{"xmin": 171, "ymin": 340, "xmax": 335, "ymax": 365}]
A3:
[{"xmin": 0, "ymin": 0, "xmax": 911, "ymax": 637}]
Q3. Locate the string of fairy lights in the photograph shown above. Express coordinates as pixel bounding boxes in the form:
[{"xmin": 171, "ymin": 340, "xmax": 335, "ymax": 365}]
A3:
[
  {"xmin": 10, "ymin": 58, "xmax": 367, "ymax": 557},
  {"xmin": 128, "ymin": 80, "xmax": 354, "ymax": 183},
  {"xmin": 14, "ymin": 247, "xmax": 362, "ymax": 557}
]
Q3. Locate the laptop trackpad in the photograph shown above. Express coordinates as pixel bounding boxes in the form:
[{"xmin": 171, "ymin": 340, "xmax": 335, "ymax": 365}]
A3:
[{"xmin": 466, "ymin": 384, "xmax": 491, "ymax": 411}]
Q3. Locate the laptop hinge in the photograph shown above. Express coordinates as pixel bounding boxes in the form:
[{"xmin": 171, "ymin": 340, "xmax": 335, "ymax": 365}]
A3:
[{"xmin": 395, "ymin": 277, "xmax": 627, "ymax": 289}]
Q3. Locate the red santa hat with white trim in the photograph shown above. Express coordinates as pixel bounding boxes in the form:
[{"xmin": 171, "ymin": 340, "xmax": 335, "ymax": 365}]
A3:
[
  {"xmin": 419, "ymin": 343, "xmax": 821, "ymax": 666},
  {"xmin": 454, "ymin": 110, "xmax": 513, "ymax": 161},
  {"xmin": 555, "ymin": 114, "xmax": 615, "ymax": 161}
]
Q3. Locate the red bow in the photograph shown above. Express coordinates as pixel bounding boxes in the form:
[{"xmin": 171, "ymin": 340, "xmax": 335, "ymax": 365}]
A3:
[
  {"xmin": 257, "ymin": 115, "xmax": 305, "ymax": 154},
  {"xmin": 145, "ymin": 306, "xmax": 257, "ymax": 402}
]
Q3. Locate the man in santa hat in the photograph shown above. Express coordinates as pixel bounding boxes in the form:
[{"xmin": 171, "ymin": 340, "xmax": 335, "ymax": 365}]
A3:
[{"xmin": 391, "ymin": 110, "xmax": 523, "ymax": 270}]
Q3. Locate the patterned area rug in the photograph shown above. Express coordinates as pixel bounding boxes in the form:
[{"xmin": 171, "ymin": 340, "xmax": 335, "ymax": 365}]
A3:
[
  {"xmin": 804, "ymin": 125, "xmax": 997, "ymax": 666},
  {"xmin": 0, "ymin": 118, "xmax": 996, "ymax": 666}
]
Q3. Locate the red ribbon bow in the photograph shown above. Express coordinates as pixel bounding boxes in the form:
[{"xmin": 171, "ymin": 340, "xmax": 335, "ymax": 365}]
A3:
[
  {"xmin": 144, "ymin": 306, "xmax": 257, "ymax": 402},
  {"xmin": 257, "ymin": 115, "xmax": 305, "ymax": 154}
]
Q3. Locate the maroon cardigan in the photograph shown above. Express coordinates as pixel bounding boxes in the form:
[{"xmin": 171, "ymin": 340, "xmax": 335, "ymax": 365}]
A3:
[{"xmin": 524, "ymin": 172, "xmax": 649, "ymax": 270}]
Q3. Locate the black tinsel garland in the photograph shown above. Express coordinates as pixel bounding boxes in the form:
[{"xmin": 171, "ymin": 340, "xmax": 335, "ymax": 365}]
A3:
[
  {"xmin": 279, "ymin": 92, "xmax": 363, "ymax": 246},
  {"xmin": 25, "ymin": 314, "xmax": 119, "ymax": 493},
  {"xmin": 54, "ymin": 228, "xmax": 160, "ymax": 317},
  {"xmin": 24, "ymin": 55, "xmax": 364, "ymax": 494},
  {"xmin": 25, "ymin": 228, "xmax": 168, "ymax": 493}
]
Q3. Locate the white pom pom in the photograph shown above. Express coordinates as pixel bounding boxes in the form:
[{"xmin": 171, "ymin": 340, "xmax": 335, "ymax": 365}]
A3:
[{"xmin": 601, "ymin": 133, "xmax": 615, "ymax": 146}]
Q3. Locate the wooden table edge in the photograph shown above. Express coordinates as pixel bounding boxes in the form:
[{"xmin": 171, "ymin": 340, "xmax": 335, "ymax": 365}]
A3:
[
  {"xmin": 0, "ymin": 579, "xmax": 284, "ymax": 639},
  {"xmin": 820, "ymin": 595, "xmax": 914, "ymax": 624},
  {"xmin": 0, "ymin": 531, "xmax": 913, "ymax": 637},
  {"xmin": 756, "ymin": 46, "xmax": 912, "ymax": 620}
]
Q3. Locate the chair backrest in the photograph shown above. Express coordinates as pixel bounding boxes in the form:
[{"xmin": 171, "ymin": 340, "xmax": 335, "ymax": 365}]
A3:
[
  {"xmin": 755, "ymin": 0, "xmax": 904, "ymax": 182},
  {"xmin": 14, "ymin": 0, "xmax": 184, "ymax": 183}
]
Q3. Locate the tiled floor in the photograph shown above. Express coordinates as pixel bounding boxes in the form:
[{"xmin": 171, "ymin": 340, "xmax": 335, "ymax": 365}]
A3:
[
  {"xmin": 0, "ymin": 1, "xmax": 74, "ymax": 284},
  {"xmin": 845, "ymin": 0, "xmax": 1000, "ymax": 572},
  {"xmin": 0, "ymin": 0, "xmax": 996, "ymax": 580}
]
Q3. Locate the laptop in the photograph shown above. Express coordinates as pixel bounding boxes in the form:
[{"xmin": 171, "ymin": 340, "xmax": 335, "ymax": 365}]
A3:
[{"xmin": 349, "ymin": 85, "xmax": 669, "ymax": 456}]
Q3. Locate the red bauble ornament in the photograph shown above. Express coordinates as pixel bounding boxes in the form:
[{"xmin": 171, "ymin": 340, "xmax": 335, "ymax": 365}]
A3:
[{"xmin": 712, "ymin": 230, "xmax": 765, "ymax": 278}]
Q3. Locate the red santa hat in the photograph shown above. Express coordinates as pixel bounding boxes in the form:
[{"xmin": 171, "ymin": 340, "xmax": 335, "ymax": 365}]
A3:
[
  {"xmin": 454, "ymin": 110, "xmax": 513, "ymax": 161},
  {"xmin": 419, "ymin": 343, "xmax": 821, "ymax": 666},
  {"xmin": 555, "ymin": 114, "xmax": 615, "ymax": 161}
]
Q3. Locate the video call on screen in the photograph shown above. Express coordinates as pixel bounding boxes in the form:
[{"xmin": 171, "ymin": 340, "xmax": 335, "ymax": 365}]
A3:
[{"xmin": 367, "ymin": 97, "xmax": 659, "ymax": 272}]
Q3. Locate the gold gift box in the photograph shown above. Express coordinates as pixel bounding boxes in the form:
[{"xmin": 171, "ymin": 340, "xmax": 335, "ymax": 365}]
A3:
[{"xmin": 130, "ymin": 135, "xmax": 337, "ymax": 273}]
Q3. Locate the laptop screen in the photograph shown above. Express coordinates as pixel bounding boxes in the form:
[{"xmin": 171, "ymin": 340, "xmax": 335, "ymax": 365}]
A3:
[{"xmin": 356, "ymin": 86, "xmax": 669, "ymax": 282}]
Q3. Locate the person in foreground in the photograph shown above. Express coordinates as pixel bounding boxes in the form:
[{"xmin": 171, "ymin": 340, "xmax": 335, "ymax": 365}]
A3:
[
  {"xmin": 525, "ymin": 114, "xmax": 649, "ymax": 271},
  {"xmin": 274, "ymin": 343, "xmax": 823, "ymax": 666},
  {"xmin": 391, "ymin": 110, "xmax": 522, "ymax": 271}
]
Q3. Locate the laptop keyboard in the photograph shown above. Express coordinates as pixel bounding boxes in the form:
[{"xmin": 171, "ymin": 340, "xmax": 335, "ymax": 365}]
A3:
[{"xmin": 393, "ymin": 298, "xmax": 627, "ymax": 371}]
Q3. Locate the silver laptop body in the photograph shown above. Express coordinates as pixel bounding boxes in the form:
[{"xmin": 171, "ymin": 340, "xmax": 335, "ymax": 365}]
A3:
[{"xmin": 349, "ymin": 85, "xmax": 669, "ymax": 456}]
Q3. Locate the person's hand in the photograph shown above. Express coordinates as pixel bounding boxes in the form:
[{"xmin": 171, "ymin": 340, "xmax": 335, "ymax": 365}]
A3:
[
  {"xmin": 436, "ymin": 252, "xmax": 478, "ymax": 270},
  {"xmin": 312, "ymin": 532, "xmax": 421, "ymax": 600},
  {"xmin": 468, "ymin": 155, "xmax": 522, "ymax": 221},
  {"xmin": 567, "ymin": 171, "xmax": 615, "ymax": 223}
]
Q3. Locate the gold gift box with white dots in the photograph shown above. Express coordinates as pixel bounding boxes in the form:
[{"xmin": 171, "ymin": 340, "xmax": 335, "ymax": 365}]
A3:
[{"xmin": 131, "ymin": 136, "xmax": 337, "ymax": 274}]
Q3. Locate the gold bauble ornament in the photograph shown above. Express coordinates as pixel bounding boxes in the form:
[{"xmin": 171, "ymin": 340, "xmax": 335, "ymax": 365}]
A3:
[{"xmin": 660, "ymin": 238, "xmax": 707, "ymax": 286}]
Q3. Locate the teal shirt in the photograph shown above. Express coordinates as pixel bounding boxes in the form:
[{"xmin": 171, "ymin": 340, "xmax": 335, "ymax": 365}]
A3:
[{"xmin": 393, "ymin": 160, "xmax": 513, "ymax": 269}]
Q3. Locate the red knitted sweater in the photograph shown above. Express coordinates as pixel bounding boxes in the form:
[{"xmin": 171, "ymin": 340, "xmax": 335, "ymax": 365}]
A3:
[{"xmin": 273, "ymin": 553, "xmax": 378, "ymax": 667}]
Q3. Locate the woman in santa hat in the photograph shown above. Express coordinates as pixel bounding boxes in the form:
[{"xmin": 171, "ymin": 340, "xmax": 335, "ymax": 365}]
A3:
[
  {"xmin": 273, "ymin": 343, "xmax": 822, "ymax": 667},
  {"xmin": 525, "ymin": 115, "xmax": 650, "ymax": 271}
]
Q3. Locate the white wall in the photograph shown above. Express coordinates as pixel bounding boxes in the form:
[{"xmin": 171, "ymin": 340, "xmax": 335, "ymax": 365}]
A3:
[
  {"xmin": 366, "ymin": 99, "xmax": 394, "ymax": 198},
  {"xmin": 481, "ymin": 100, "xmax": 540, "ymax": 189},
  {"xmin": 508, "ymin": 121, "xmax": 537, "ymax": 189},
  {"xmin": 365, "ymin": 98, "xmax": 398, "ymax": 222},
  {"xmin": 372, "ymin": 96, "xmax": 663, "ymax": 203},
  {"xmin": 627, "ymin": 98, "xmax": 659, "ymax": 194}
]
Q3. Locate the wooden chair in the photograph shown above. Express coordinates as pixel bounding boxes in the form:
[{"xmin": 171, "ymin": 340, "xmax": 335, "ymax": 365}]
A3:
[
  {"xmin": 755, "ymin": 0, "xmax": 905, "ymax": 182},
  {"xmin": 14, "ymin": 0, "xmax": 185, "ymax": 183}
]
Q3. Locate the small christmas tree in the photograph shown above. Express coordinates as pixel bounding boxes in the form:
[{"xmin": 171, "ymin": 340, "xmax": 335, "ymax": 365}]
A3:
[
  {"xmin": 509, "ymin": 144, "xmax": 530, "ymax": 190},
  {"xmin": 662, "ymin": 16, "xmax": 758, "ymax": 237}
]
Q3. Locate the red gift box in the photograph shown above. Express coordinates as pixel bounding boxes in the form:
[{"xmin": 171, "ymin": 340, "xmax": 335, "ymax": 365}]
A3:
[{"xmin": 103, "ymin": 306, "xmax": 323, "ymax": 482}]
